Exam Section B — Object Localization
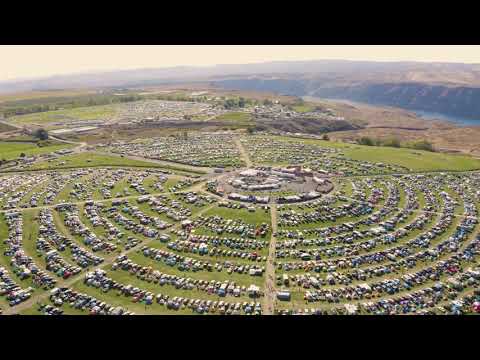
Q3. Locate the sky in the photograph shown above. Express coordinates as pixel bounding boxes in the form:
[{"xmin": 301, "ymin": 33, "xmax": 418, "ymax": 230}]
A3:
[{"xmin": 1, "ymin": 45, "xmax": 480, "ymax": 81}]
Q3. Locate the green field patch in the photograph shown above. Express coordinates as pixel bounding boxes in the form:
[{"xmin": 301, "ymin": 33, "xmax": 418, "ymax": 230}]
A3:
[
  {"xmin": 214, "ymin": 112, "xmax": 252, "ymax": 125},
  {"xmin": 128, "ymin": 251, "xmax": 264, "ymax": 287},
  {"xmin": 106, "ymin": 268, "xmax": 255, "ymax": 303},
  {"xmin": 26, "ymin": 152, "xmax": 172, "ymax": 171},
  {"xmin": 201, "ymin": 205, "xmax": 271, "ymax": 227},
  {"xmin": 9, "ymin": 104, "xmax": 118, "ymax": 127},
  {"xmin": 274, "ymin": 135, "xmax": 480, "ymax": 172},
  {"xmin": 291, "ymin": 104, "xmax": 316, "ymax": 113},
  {"xmin": 0, "ymin": 141, "xmax": 73, "ymax": 161}
]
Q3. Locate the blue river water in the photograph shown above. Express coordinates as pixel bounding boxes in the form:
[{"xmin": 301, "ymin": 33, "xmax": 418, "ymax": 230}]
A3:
[
  {"xmin": 413, "ymin": 110, "xmax": 480, "ymax": 127},
  {"xmin": 302, "ymin": 96, "xmax": 480, "ymax": 127}
]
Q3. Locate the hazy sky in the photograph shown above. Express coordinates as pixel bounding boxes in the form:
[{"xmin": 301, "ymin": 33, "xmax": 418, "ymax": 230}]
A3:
[{"xmin": 1, "ymin": 45, "xmax": 480, "ymax": 81}]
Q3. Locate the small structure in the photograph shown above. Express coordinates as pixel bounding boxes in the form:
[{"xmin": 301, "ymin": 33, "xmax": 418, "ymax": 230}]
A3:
[{"xmin": 277, "ymin": 291, "xmax": 291, "ymax": 301}]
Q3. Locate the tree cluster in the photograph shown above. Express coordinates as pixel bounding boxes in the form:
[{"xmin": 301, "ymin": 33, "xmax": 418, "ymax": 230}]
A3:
[
  {"xmin": 33, "ymin": 128, "xmax": 49, "ymax": 141},
  {"xmin": 357, "ymin": 136, "xmax": 435, "ymax": 152}
]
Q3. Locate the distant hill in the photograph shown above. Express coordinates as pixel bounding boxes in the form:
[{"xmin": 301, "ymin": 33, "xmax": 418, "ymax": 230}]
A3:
[
  {"xmin": 3, "ymin": 59, "xmax": 480, "ymax": 93},
  {"xmin": 3, "ymin": 59, "xmax": 480, "ymax": 119}
]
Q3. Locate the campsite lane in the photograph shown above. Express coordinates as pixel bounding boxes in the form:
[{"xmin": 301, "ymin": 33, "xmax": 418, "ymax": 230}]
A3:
[
  {"xmin": 234, "ymin": 136, "xmax": 253, "ymax": 168},
  {"xmin": 263, "ymin": 202, "xmax": 278, "ymax": 315}
]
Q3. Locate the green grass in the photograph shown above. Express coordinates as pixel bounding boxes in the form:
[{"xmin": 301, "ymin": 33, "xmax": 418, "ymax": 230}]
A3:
[
  {"xmin": 0, "ymin": 89, "xmax": 95, "ymax": 104},
  {"xmin": 106, "ymin": 268, "xmax": 255, "ymax": 303},
  {"xmin": 70, "ymin": 280, "xmax": 196, "ymax": 315},
  {"xmin": 20, "ymin": 302, "xmax": 89, "ymax": 315},
  {"xmin": 0, "ymin": 141, "xmax": 73, "ymax": 161},
  {"xmin": 128, "ymin": 251, "xmax": 264, "ymax": 287},
  {"xmin": 21, "ymin": 210, "xmax": 50, "ymax": 272},
  {"xmin": 1, "ymin": 135, "xmax": 37, "ymax": 141},
  {"xmin": 291, "ymin": 104, "xmax": 315, "ymax": 113},
  {"xmin": 25, "ymin": 152, "xmax": 200, "ymax": 172},
  {"xmin": 202, "ymin": 205, "xmax": 271, "ymax": 226},
  {"xmin": 9, "ymin": 104, "xmax": 118, "ymax": 128},
  {"xmin": 274, "ymin": 135, "xmax": 480, "ymax": 172},
  {"xmin": 341, "ymin": 146, "xmax": 480, "ymax": 172},
  {"xmin": 0, "ymin": 215, "xmax": 40, "ymax": 308},
  {"xmin": 0, "ymin": 122, "xmax": 16, "ymax": 133},
  {"xmin": 214, "ymin": 112, "xmax": 252, "ymax": 125}
]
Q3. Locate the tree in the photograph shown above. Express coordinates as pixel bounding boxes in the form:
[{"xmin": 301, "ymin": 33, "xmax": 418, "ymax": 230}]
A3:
[
  {"xmin": 33, "ymin": 128, "xmax": 49, "ymax": 141},
  {"xmin": 411, "ymin": 140, "xmax": 435, "ymax": 152},
  {"xmin": 224, "ymin": 98, "xmax": 237, "ymax": 109},
  {"xmin": 294, "ymin": 98, "xmax": 305, "ymax": 106},
  {"xmin": 263, "ymin": 99, "xmax": 273, "ymax": 106},
  {"xmin": 322, "ymin": 134, "xmax": 330, "ymax": 141},
  {"xmin": 238, "ymin": 97, "xmax": 246, "ymax": 108},
  {"xmin": 19, "ymin": 152, "xmax": 26, "ymax": 158}
]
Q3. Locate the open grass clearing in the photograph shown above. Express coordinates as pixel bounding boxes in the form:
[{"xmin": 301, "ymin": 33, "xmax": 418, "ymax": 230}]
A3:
[
  {"xmin": 274, "ymin": 135, "xmax": 480, "ymax": 172},
  {"xmin": 0, "ymin": 141, "xmax": 73, "ymax": 161}
]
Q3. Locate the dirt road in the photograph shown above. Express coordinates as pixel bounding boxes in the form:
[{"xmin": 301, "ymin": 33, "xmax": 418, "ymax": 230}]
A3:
[
  {"xmin": 93, "ymin": 150, "xmax": 214, "ymax": 175},
  {"xmin": 263, "ymin": 201, "xmax": 278, "ymax": 315},
  {"xmin": 234, "ymin": 137, "xmax": 252, "ymax": 168},
  {"xmin": 49, "ymin": 135, "xmax": 88, "ymax": 153}
]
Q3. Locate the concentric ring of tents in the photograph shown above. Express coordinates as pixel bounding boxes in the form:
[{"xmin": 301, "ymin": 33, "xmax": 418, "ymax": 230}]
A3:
[{"xmin": 1, "ymin": 133, "xmax": 480, "ymax": 315}]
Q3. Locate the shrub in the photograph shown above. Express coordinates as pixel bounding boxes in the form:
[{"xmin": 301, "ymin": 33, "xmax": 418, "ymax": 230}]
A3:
[
  {"xmin": 33, "ymin": 128, "xmax": 49, "ymax": 141},
  {"xmin": 409, "ymin": 140, "xmax": 435, "ymax": 152},
  {"xmin": 383, "ymin": 137, "xmax": 401, "ymax": 148},
  {"xmin": 358, "ymin": 137, "xmax": 375, "ymax": 146}
]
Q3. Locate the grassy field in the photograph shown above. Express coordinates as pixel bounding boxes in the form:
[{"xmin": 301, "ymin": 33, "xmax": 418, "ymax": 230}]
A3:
[
  {"xmin": 291, "ymin": 104, "xmax": 316, "ymax": 113},
  {"xmin": 202, "ymin": 205, "xmax": 271, "ymax": 226},
  {"xmin": 25, "ymin": 152, "xmax": 205, "ymax": 175},
  {"xmin": 276, "ymin": 136, "xmax": 480, "ymax": 172},
  {"xmin": 214, "ymin": 112, "xmax": 253, "ymax": 125},
  {"xmin": 0, "ymin": 122, "xmax": 16, "ymax": 133},
  {"xmin": 339, "ymin": 144, "xmax": 480, "ymax": 172},
  {"xmin": 9, "ymin": 104, "xmax": 118, "ymax": 127},
  {"xmin": 26, "ymin": 152, "xmax": 171, "ymax": 170},
  {"xmin": 0, "ymin": 90, "xmax": 96, "ymax": 104},
  {"xmin": 0, "ymin": 141, "xmax": 73, "ymax": 160}
]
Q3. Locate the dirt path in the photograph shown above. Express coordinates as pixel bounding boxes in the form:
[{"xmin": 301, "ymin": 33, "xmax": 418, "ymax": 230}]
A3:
[
  {"xmin": 263, "ymin": 201, "xmax": 278, "ymax": 315},
  {"xmin": 49, "ymin": 135, "xmax": 88, "ymax": 153},
  {"xmin": 234, "ymin": 137, "xmax": 252, "ymax": 168},
  {"xmin": 93, "ymin": 150, "xmax": 214, "ymax": 175}
]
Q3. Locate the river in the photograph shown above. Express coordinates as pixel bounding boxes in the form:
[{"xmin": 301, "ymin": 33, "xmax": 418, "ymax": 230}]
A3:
[
  {"xmin": 303, "ymin": 96, "xmax": 480, "ymax": 127},
  {"xmin": 412, "ymin": 110, "xmax": 480, "ymax": 127}
]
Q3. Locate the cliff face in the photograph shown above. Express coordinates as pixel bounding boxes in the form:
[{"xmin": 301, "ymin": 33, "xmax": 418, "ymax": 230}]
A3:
[
  {"xmin": 215, "ymin": 79, "xmax": 480, "ymax": 120},
  {"xmin": 310, "ymin": 83, "xmax": 480, "ymax": 119},
  {"xmin": 255, "ymin": 116, "xmax": 361, "ymax": 134}
]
